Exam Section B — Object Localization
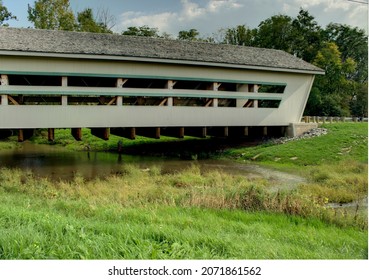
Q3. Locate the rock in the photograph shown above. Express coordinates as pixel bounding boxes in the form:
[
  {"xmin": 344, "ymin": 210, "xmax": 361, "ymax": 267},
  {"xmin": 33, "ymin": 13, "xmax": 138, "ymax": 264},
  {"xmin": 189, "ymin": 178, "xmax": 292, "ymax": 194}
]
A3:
[{"xmin": 268, "ymin": 128, "xmax": 328, "ymax": 145}]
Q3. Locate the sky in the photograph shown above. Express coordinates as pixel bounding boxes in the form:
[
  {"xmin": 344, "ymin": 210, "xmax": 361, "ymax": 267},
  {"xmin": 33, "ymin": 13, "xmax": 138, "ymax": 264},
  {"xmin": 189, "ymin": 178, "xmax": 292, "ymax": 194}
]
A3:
[{"xmin": 2, "ymin": 0, "xmax": 368, "ymax": 37}]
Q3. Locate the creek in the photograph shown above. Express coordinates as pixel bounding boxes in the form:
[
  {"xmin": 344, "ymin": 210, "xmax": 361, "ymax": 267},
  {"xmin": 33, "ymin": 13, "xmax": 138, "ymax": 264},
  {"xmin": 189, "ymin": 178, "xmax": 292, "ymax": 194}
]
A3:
[{"xmin": 0, "ymin": 142, "xmax": 304, "ymax": 189}]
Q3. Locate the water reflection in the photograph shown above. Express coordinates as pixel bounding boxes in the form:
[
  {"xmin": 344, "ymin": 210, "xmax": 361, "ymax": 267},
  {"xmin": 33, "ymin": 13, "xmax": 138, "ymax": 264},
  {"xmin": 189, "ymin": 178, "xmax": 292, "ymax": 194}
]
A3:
[{"xmin": 0, "ymin": 142, "xmax": 249, "ymax": 181}]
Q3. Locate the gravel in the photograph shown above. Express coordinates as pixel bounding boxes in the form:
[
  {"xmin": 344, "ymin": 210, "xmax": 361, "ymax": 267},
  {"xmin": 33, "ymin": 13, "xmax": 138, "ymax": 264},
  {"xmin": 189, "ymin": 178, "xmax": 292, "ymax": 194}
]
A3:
[{"xmin": 268, "ymin": 128, "xmax": 328, "ymax": 145}]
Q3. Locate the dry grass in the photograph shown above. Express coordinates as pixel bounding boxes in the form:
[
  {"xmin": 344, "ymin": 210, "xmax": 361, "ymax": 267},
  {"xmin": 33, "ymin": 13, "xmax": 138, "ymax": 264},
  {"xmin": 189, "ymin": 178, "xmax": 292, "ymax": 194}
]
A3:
[{"xmin": 0, "ymin": 164, "xmax": 366, "ymax": 229}]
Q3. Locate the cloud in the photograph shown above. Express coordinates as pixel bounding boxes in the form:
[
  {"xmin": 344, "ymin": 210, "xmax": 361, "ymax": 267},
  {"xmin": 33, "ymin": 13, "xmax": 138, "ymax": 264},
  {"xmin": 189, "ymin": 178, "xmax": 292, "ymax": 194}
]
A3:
[
  {"xmin": 114, "ymin": 0, "xmax": 368, "ymax": 36},
  {"xmin": 115, "ymin": 0, "xmax": 244, "ymax": 35}
]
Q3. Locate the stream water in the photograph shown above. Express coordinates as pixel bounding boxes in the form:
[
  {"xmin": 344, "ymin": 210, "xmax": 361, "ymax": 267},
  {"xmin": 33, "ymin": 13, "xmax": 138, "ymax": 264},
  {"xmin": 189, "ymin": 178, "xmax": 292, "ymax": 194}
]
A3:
[
  {"xmin": 1, "ymin": 142, "xmax": 367, "ymax": 213},
  {"xmin": 0, "ymin": 142, "xmax": 303, "ymax": 187}
]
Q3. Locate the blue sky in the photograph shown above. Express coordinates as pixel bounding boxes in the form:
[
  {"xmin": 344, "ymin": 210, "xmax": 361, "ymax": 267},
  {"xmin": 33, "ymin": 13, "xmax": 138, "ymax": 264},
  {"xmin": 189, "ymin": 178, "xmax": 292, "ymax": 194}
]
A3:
[{"xmin": 2, "ymin": 0, "xmax": 368, "ymax": 36}]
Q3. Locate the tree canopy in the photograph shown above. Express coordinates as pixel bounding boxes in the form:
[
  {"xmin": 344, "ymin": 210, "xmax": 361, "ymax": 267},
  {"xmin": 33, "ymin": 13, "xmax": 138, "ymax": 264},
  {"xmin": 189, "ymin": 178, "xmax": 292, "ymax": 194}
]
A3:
[
  {"xmin": 0, "ymin": 0, "xmax": 16, "ymax": 26},
  {"xmin": 27, "ymin": 0, "xmax": 113, "ymax": 33}
]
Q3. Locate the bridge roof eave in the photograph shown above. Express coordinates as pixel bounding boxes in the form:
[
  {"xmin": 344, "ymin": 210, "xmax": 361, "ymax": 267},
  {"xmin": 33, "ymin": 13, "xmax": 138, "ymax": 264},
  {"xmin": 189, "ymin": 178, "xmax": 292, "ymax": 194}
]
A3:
[{"xmin": 0, "ymin": 50, "xmax": 325, "ymax": 76}]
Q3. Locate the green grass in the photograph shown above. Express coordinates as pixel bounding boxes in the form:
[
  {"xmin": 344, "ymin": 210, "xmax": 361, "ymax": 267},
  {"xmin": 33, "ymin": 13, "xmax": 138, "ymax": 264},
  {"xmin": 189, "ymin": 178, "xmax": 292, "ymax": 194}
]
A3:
[
  {"xmin": 0, "ymin": 194, "xmax": 366, "ymax": 259},
  {"xmin": 0, "ymin": 123, "xmax": 367, "ymax": 259},
  {"xmin": 227, "ymin": 123, "xmax": 368, "ymax": 167},
  {"xmin": 226, "ymin": 123, "xmax": 368, "ymax": 205},
  {"xmin": 0, "ymin": 164, "xmax": 367, "ymax": 259}
]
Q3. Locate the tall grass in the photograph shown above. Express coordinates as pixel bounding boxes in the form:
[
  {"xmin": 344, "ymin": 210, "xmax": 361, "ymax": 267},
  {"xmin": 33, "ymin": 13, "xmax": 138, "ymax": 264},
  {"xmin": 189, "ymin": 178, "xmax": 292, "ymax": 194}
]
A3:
[
  {"xmin": 0, "ymin": 164, "xmax": 367, "ymax": 259},
  {"xmin": 0, "ymin": 164, "xmax": 366, "ymax": 229}
]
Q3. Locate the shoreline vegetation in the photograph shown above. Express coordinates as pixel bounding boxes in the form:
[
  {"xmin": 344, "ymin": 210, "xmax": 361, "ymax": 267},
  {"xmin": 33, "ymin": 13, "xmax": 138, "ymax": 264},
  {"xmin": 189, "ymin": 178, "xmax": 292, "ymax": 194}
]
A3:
[{"xmin": 0, "ymin": 122, "xmax": 367, "ymax": 259}]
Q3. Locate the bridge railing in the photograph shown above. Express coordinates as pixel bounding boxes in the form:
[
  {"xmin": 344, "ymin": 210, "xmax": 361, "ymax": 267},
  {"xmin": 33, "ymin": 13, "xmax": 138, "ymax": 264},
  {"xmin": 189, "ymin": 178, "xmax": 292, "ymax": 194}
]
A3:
[{"xmin": 302, "ymin": 116, "xmax": 368, "ymax": 123}]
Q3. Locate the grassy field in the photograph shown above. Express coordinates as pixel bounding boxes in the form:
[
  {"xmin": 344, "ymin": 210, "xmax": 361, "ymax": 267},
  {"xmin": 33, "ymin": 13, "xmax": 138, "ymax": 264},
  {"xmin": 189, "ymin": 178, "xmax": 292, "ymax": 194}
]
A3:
[{"xmin": 0, "ymin": 123, "xmax": 367, "ymax": 259}]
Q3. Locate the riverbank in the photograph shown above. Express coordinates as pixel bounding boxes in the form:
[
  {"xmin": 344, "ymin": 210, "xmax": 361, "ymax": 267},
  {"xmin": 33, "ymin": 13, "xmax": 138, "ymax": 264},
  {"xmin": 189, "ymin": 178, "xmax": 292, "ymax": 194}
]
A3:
[{"xmin": 0, "ymin": 122, "xmax": 367, "ymax": 259}]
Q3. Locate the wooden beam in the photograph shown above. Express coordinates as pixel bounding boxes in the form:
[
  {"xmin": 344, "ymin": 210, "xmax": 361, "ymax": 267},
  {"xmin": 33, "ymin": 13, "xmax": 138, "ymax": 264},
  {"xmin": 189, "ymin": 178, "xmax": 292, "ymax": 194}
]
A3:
[
  {"xmin": 107, "ymin": 97, "xmax": 117, "ymax": 106},
  {"xmin": 184, "ymin": 127, "xmax": 207, "ymax": 138},
  {"xmin": 7, "ymin": 95, "xmax": 19, "ymax": 105},
  {"xmin": 161, "ymin": 127, "xmax": 184, "ymax": 138},
  {"xmin": 91, "ymin": 128, "xmax": 110, "ymax": 140},
  {"xmin": 136, "ymin": 127, "xmax": 160, "ymax": 139},
  {"xmin": 18, "ymin": 129, "xmax": 34, "ymax": 142},
  {"xmin": 48, "ymin": 128, "xmax": 55, "ymax": 142},
  {"xmin": 110, "ymin": 127, "xmax": 136, "ymax": 140},
  {"xmin": 207, "ymin": 127, "xmax": 228, "ymax": 137},
  {"xmin": 159, "ymin": 98, "xmax": 168, "ymax": 106},
  {"xmin": 71, "ymin": 128, "xmax": 82, "ymax": 141}
]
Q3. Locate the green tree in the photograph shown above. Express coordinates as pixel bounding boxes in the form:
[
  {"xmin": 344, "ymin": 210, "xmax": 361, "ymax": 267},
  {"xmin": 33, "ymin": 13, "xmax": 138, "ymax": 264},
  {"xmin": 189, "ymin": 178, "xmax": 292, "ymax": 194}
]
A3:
[
  {"xmin": 28, "ymin": 0, "xmax": 76, "ymax": 30},
  {"xmin": 253, "ymin": 15, "xmax": 293, "ymax": 52},
  {"xmin": 0, "ymin": 0, "xmax": 17, "ymax": 26},
  {"xmin": 77, "ymin": 8, "xmax": 111, "ymax": 33},
  {"xmin": 291, "ymin": 9, "xmax": 322, "ymax": 62},
  {"xmin": 122, "ymin": 25, "xmax": 159, "ymax": 37},
  {"xmin": 222, "ymin": 25, "xmax": 256, "ymax": 46},
  {"xmin": 178, "ymin": 29, "xmax": 200, "ymax": 41},
  {"xmin": 324, "ymin": 23, "xmax": 368, "ymax": 83},
  {"xmin": 310, "ymin": 42, "xmax": 357, "ymax": 116}
]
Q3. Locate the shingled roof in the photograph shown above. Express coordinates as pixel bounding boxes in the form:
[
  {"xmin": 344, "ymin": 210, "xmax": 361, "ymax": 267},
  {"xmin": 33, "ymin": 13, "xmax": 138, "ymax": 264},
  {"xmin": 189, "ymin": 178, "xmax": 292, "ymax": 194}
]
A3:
[{"xmin": 0, "ymin": 27, "xmax": 324, "ymax": 74}]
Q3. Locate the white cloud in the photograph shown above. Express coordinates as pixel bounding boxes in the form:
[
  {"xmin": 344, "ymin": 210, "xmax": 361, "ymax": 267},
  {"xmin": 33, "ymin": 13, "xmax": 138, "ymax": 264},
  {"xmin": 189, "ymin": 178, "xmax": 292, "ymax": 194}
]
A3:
[
  {"xmin": 116, "ymin": 11, "xmax": 177, "ymax": 32},
  {"xmin": 115, "ymin": 0, "xmax": 368, "ymax": 36}
]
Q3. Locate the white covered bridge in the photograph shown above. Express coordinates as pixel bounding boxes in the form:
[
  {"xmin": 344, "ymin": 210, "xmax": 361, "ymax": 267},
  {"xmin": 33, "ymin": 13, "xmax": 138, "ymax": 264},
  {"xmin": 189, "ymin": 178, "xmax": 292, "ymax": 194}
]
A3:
[{"xmin": 0, "ymin": 27, "xmax": 323, "ymax": 141}]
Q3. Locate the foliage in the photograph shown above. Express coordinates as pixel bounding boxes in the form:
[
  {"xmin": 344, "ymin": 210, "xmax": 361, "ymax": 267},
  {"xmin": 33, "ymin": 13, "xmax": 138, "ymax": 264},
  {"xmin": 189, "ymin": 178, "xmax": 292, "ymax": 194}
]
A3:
[
  {"xmin": 27, "ymin": 0, "xmax": 112, "ymax": 33},
  {"xmin": 27, "ymin": 0, "xmax": 76, "ymax": 30},
  {"xmin": 222, "ymin": 25, "xmax": 256, "ymax": 46},
  {"xmin": 122, "ymin": 25, "xmax": 160, "ymax": 37},
  {"xmin": 77, "ymin": 8, "xmax": 112, "ymax": 33},
  {"xmin": 178, "ymin": 28, "xmax": 200, "ymax": 41},
  {"xmin": 0, "ymin": 0, "xmax": 16, "ymax": 26},
  {"xmin": 253, "ymin": 14, "xmax": 293, "ymax": 52}
]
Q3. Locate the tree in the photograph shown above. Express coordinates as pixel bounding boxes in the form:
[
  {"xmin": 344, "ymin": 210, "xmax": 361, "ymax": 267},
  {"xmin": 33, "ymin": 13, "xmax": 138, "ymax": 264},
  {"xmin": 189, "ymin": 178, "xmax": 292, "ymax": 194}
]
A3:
[
  {"xmin": 324, "ymin": 23, "xmax": 368, "ymax": 83},
  {"xmin": 310, "ymin": 42, "xmax": 357, "ymax": 116},
  {"xmin": 178, "ymin": 29, "xmax": 200, "ymax": 41},
  {"xmin": 291, "ymin": 9, "xmax": 322, "ymax": 62},
  {"xmin": 122, "ymin": 26, "xmax": 160, "ymax": 37},
  {"xmin": 77, "ymin": 8, "xmax": 111, "ymax": 33},
  {"xmin": 222, "ymin": 25, "xmax": 256, "ymax": 46},
  {"xmin": 253, "ymin": 15, "xmax": 293, "ymax": 52},
  {"xmin": 28, "ymin": 0, "xmax": 76, "ymax": 31},
  {"xmin": 0, "ymin": 0, "xmax": 17, "ymax": 26}
]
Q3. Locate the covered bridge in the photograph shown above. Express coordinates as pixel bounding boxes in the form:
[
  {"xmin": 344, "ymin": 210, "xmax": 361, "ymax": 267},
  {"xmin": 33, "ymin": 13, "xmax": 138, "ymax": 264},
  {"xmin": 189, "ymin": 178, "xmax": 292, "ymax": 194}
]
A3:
[{"xmin": 0, "ymin": 27, "xmax": 324, "ymax": 141}]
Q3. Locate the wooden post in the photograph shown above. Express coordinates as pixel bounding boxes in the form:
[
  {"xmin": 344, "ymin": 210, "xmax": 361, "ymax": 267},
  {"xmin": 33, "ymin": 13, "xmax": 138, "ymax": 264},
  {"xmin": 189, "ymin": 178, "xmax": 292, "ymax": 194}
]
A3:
[
  {"xmin": 165, "ymin": 80, "xmax": 176, "ymax": 107},
  {"xmin": 263, "ymin": 126, "xmax": 268, "ymax": 137},
  {"xmin": 18, "ymin": 129, "xmax": 34, "ymax": 142},
  {"xmin": 1, "ymin": 75, "xmax": 9, "ymax": 106},
  {"xmin": 91, "ymin": 128, "xmax": 110, "ymax": 140},
  {"xmin": 18, "ymin": 129, "xmax": 24, "ymax": 142},
  {"xmin": 71, "ymin": 128, "xmax": 82, "ymax": 141},
  {"xmin": 116, "ymin": 78, "xmax": 127, "ymax": 106},
  {"xmin": 48, "ymin": 128, "xmax": 55, "ymax": 142}
]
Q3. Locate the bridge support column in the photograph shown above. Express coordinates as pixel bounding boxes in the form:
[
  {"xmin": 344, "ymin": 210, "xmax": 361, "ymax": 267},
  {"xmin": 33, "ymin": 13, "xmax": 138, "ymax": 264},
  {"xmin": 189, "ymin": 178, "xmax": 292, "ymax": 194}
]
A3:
[
  {"xmin": 136, "ymin": 127, "xmax": 160, "ymax": 139},
  {"xmin": 161, "ymin": 127, "xmax": 184, "ymax": 138},
  {"xmin": 1, "ymin": 75, "xmax": 9, "ymax": 106},
  {"xmin": 91, "ymin": 128, "xmax": 110, "ymax": 140},
  {"xmin": 208, "ymin": 127, "xmax": 228, "ymax": 137},
  {"xmin": 71, "ymin": 128, "xmax": 82, "ymax": 141},
  {"xmin": 263, "ymin": 126, "xmax": 268, "ymax": 137},
  {"xmin": 1, "ymin": 95, "xmax": 8, "ymax": 105},
  {"xmin": 184, "ymin": 127, "xmax": 207, "ymax": 138},
  {"xmin": 111, "ymin": 127, "xmax": 136, "ymax": 140},
  {"xmin": 18, "ymin": 129, "xmax": 34, "ymax": 142},
  {"xmin": 48, "ymin": 128, "xmax": 55, "ymax": 142},
  {"xmin": 228, "ymin": 126, "xmax": 249, "ymax": 138}
]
